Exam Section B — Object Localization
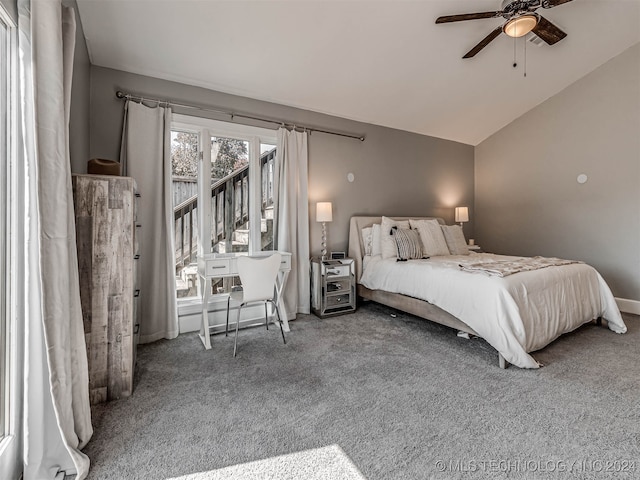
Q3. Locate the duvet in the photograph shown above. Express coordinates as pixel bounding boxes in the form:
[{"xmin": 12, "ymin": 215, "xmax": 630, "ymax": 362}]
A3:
[{"xmin": 360, "ymin": 253, "xmax": 627, "ymax": 368}]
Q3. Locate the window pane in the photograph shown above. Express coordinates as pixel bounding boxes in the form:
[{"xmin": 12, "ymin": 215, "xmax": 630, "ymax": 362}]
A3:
[
  {"xmin": 171, "ymin": 130, "xmax": 199, "ymax": 298},
  {"xmin": 209, "ymin": 136, "xmax": 249, "ymax": 254},
  {"xmin": 260, "ymin": 143, "xmax": 276, "ymax": 251}
]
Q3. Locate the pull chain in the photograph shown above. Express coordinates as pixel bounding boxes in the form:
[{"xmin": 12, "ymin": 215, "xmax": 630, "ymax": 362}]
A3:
[
  {"xmin": 513, "ymin": 29, "xmax": 517, "ymax": 68},
  {"xmin": 524, "ymin": 34, "xmax": 528, "ymax": 77}
]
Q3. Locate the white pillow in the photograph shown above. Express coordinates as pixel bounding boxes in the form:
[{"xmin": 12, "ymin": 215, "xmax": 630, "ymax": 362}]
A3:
[
  {"xmin": 371, "ymin": 224, "xmax": 382, "ymax": 256},
  {"xmin": 409, "ymin": 219, "xmax": 450, "ymax": 256},
  {"xmin": 381, "ymin": 216, "xmax": 410, "ymax": 259},
  {"xmin": 441, "ymin": 225, "xmax": 470, "ymax": 255},
  {"xmin": 361, "ymin": 227, "xmax": 373, "ymax": 256}
]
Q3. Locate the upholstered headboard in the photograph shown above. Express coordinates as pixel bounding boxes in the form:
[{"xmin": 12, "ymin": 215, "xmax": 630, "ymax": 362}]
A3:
[{"xmin": 347, "ymin": 216, "xmax": 445, "ymax": 282}]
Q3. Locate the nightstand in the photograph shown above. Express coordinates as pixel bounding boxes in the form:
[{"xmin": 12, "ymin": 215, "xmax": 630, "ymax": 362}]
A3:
[{"xmin": 311, "ymin": 257, "xmax": 356, "ymax": 318}]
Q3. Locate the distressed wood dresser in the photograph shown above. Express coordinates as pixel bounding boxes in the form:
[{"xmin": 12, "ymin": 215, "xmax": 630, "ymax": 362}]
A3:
[{"xmin": 72, "ymin": 174, "xmax": 140, "ymax": 404}]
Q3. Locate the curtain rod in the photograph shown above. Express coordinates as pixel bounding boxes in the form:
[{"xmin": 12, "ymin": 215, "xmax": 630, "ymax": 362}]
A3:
[{"xmin": 115, "ymin": 91, "xmax": 365, "ymax": 142}]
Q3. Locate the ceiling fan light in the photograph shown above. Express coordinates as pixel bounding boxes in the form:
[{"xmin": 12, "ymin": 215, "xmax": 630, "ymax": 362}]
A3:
[{"xmin": 504, "ymin": 15, "xmax": 538, "ymax": 38}]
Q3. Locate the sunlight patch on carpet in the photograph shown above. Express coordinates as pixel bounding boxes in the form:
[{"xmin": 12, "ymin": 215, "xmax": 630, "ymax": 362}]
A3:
[{"xmin": 166, "ymin": 444, "xmax": 367, "ymax": 480}]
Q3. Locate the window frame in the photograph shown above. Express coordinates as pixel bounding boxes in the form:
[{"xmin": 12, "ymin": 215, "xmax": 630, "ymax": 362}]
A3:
[
  {"xmin": 0, "ymin": 0, "xmax": 11, "ymax": 440},
  {"xmin": 171, "ymin": 114, "xmax": 277, "ymax": 307},
  {"xmin": 0, "ymin": 4, "xmax": 21, "ymax": 479}
]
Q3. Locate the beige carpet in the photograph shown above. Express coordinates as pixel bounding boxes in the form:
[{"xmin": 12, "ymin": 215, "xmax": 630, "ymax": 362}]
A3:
[{"xmin": 83, "ymin": 304, "xmax": 639, "ymax": 480}]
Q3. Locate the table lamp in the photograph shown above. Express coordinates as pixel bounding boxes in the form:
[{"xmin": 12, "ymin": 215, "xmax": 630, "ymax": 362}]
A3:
[{"xmin": 455, "ymin": 206, "xmax": 469, "ymax": 229}]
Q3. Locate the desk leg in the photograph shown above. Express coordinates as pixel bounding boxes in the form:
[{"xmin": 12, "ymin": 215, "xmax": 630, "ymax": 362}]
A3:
[
  {"xmin": 276, "ymin": 271, "xmax": 291, "ymax": 332},
  {"xmin": 198, "ymin": 276, "xmax": 212, "ymax": 349}
]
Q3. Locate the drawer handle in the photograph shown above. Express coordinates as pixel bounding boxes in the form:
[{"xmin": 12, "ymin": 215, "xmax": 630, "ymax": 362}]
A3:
[
  {"xmin": 133, "ymin": 324, "xmax": 140, "ymax": 334},
  {"xmin": 116, "ymin": 333, "xmax": 122, "ymax": 343},
  {"xmin": 134, "ymin": 289, "xmax": 140, "ymax": 298},
  {"xmin": 134, "ymin": 254, "xmax": 140, "ymax": 260},
  {"xmin": 136, "ymin": 224, "xmax": 142, "ymax": 228},
  {"xmin": 210, "ymin": 265, "xmax": 226, "ymax": 269},
  {"xmin": 135, "ymin": 193, "xmax": 141, "ymax": 197}
]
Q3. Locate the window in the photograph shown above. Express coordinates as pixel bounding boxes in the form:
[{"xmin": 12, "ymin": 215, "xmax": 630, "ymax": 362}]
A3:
[
  {"xmin": 171, "ymin": 116, "xmax": 277, "ymax": 300},
  {"xmin": 0, "ymin": 4, "xmax": 19, "ymax": 478}
]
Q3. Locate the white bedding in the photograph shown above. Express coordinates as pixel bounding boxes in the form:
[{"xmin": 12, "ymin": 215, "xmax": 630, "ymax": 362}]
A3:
[{"xmin": 360, "ymin": 253, "xmax": 627, "ymax": 368}]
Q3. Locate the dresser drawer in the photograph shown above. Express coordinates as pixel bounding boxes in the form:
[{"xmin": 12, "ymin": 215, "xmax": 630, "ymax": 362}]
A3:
[
  {"xmin": 326, "ymin": 280, "xmax": 350, "ymax": 295},
  {"xmin": 326, "ymin": 294, "xmax": 351, "ymax": 307},
  {"xmin": 325, "ymin": 264, "xmax": 351, "ymax": 278},
  {"xmin": 205, "ymin": 258, "xmax": 231, "ymax": 276}
]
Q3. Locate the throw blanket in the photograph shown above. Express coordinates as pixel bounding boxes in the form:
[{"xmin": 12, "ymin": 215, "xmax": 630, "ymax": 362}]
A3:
[{"xmin": 459, "ymin": 256, "xmax": 582, "ymax": 277}]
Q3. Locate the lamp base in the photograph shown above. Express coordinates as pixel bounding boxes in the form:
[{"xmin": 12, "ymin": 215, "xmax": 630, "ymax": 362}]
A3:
[{"xmin": 321, "ymin": 221, "xmax": 327, "ymax": 261}]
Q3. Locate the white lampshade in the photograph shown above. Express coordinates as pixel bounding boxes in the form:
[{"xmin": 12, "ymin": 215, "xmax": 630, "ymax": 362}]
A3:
[
  {"xmin": 503, "ymin": 15, "xmax": 538, "ymax": 38},
  {"xmin": 455, "ymin": 207, "xmax": 469, "ymax": 223},
  {"xmin": 316, "ymin": 202, "xmax": 333, "ymax": 223}
]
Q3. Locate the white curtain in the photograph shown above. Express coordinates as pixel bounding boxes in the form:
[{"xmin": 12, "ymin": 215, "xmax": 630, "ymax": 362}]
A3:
[
  {"xmin": 120, "ymin": 100, "xmax": 179, "ymax": 343},
  {"xmin": 19, "ymin": 1, "xmax": 93, "ymax": 478},
  {"xmin": 274, "ymin": 128, "xmax": 310, "ymax": 316}
]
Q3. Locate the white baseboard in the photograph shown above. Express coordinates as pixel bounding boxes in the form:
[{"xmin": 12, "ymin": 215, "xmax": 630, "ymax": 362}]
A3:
[
  {"xmin": 179, "ymin": 304, "xmax": 270, "ymax": 334},
  {"xmin": 615, "ymin": 297, "xmax": 640, "ymax": 315}
]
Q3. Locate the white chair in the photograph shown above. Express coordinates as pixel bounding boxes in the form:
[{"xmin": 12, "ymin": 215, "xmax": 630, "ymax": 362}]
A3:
[{"xmin": 225, "ymin": 253, "xmax": 286, "ymax": 357}]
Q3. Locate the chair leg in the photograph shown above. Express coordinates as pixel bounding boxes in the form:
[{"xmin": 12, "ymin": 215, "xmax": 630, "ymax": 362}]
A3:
[
  {"xmin": 272, "ymin": 301, "xmax": 286, "ymax": 345},
  {"xmin": 264, "ymin": 302, "xmax": 269, "ymax": 330},
  {"xmin": 234, "ymin": 304, "xmax": 243, "ymax": 357},
  {"xmin": 225, "ymin": 295, "xmax": 231, "ymax": 336}
]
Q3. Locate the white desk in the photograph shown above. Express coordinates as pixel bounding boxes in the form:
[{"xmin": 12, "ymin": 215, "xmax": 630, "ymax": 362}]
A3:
[{"xmin": 197, "ymin": 251, "xmax": 292, "ymax": 350}]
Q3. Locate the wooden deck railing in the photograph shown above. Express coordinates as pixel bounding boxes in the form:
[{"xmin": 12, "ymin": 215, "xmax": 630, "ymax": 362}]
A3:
[{"xmin": 174, "ymin": 147, "xmax": 276, "ymax": 271}]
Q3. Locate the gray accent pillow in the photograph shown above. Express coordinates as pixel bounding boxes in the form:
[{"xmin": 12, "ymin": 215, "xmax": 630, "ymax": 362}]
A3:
[
  {"xmin": 409, "ymin": 219, "xmax": 450, "ymax": 256},
  {"xmin": 441, "ymin": 225, "xmax": 470, "ymax": 255}
]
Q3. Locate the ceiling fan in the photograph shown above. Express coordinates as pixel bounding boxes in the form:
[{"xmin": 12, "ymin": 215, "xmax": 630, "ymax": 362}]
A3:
[{"xmin": 436, "ymin": 0, "xmax": 572, "ymax": 58}]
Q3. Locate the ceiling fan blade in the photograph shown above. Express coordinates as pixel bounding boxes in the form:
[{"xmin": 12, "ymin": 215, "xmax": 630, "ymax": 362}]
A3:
[
  {"xmin": 436, "ymin": 11, "xmax": 502, "ymax": 24},
  {"xmin": 542, "ymin": 0, "xmax": 573, "ymax": 8},
  {"xmin": 532, "ymin": 15, "xmax": 567, "ymax": 45},
  {"xmin": 463, "ymin": 26, "xmax": 503, "ymax": 58}
]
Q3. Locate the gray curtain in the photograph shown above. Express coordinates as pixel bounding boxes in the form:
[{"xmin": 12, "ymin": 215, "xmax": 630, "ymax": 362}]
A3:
[
  {"xmin": 274, "ymin": 128, "xmax": 310, "ymax": 316},
  {"xmin": 120, "ymin": 100, "xmax": 179, "ymax": 342},
  {"xmin": 19, "ymin": 1, "xmax": 92, "ymax": 478}
]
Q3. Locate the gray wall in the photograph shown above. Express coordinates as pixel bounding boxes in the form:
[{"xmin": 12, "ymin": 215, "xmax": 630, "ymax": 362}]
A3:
[
  {"xmin": 89, "ymin": 66, "xmax": 475, "ymax": 255},
  {"xmin": 475, "ymin": 43, "xmax": 640, "ymax": 300},
  {"xmin": 65, "ymin": 0, "xmax": 90, "ymax": 172}
]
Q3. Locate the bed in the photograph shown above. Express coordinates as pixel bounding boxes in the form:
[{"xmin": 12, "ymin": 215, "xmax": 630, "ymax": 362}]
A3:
[{"xmin": 347, "ymin": 216, "xmax": 627, "ymax": 369}]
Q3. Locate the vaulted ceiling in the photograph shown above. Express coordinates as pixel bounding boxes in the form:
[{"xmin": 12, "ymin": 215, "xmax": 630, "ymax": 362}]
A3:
[{"xmin": 76, "ymin": 0, "xmax": 640, "ymax": 145}]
